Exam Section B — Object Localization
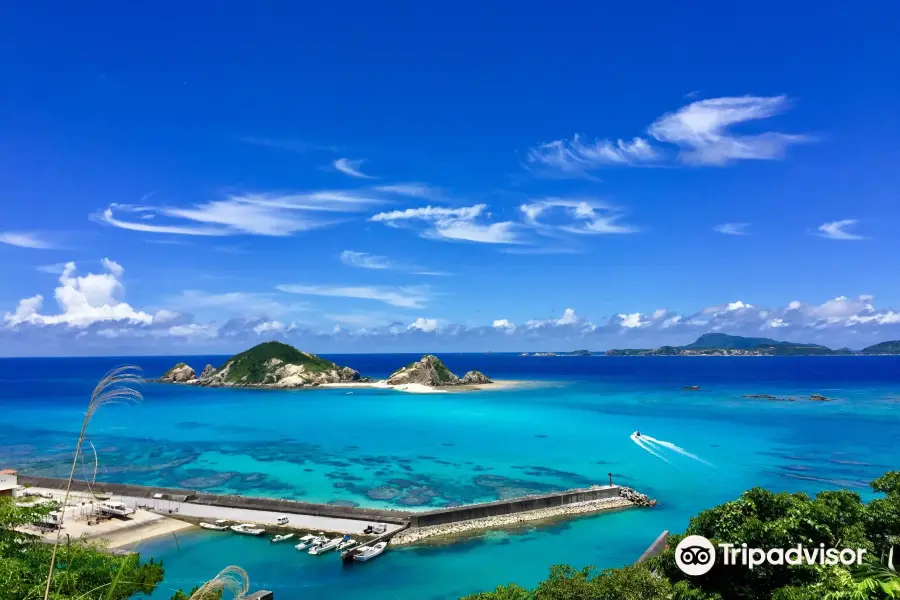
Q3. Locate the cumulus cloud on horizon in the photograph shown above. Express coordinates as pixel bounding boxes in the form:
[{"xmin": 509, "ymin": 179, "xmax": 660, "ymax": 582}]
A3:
[{"xmin": 3, "ymin": 260, "xmax": 900, "ymax": 356}]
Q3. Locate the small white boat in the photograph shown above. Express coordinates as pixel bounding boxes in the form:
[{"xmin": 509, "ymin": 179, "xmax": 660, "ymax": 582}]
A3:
[
  {"xmin": 308, "ymin": 537, "xmax": 343, "ymax": 555},
  {"xmin": 271, "ymin": 533, "xmax": 294, "ymax": 543},
  {"xmin": 294, "ymin": 534, "xmax": 319, "ymax": 551},
  {"xmin": 98, "ymin": 501, "xmax": 135, "ymax": 518},
  {"xmin": 199, "ymin": 519, "xmax": 230, "ymax": 531},
  {"xmin": 337, "ymin": 537, "xmax": 356, "ymax": 550},
  {"xmin": 353, "ymin": 541, "xmax": 387, "ymax": 562},
  {"xmin": 230, "ymin": 523, "xmax": 265, "ymax": 536}
]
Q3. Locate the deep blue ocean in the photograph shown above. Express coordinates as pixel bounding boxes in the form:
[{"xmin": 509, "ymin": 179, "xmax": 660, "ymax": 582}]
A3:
[{"xmin": 2, "ymin": 354, "xmax": 899, "ymax": 599}]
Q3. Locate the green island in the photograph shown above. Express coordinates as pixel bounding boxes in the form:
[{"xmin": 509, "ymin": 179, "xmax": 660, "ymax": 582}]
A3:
[
  {"xmin": 158, "ymin": 342, "xmax": 493, "ymax": 388},
  {"xmin": 605, "ymin": 333, "xmax": 899, "ymax": 357}
]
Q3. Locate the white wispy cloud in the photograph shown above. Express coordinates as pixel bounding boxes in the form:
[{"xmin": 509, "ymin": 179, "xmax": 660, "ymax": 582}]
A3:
[
  {"xmin": 371, "ymin": 204, "xmax": 520, "ymax": 244},
  {"xmin": 339, "ymin": 250, "xmax": 449, "ymax": 275},
  {"xmin": 520, "ymin": 198, "xmax": 638, "ymax": 235},
  {"xmin": 714, "ymin": 222, "xmax": 750, "ymax": 235},
  {"xmin": 817, "ymin": 219, "xmax": 866, "ymax": 240},
  {"xmin": 276, "ymin": 283, "xmax": 431, "ymax": 308},
  {"xmin": 373, "ymin": 183, "xmax": 441, "ymax": 199},
  {"xmin": 334, "ymin": 158, "xmax": 374, "ymax": 179},
  {"xmin": 648, "ymin": 95, "xmax": 811, "ymax": 166},
  {"xmin": 526, "ymin": 135, "xmax": 659, "ymax": 177},
  {"xmin": 526, "ymin": 95, "xmax": 812, "ymax": 177},
  {"xmin": 0, "ymin": 232, "xmax": 55, "ymax": 249},
  {"xmin": 97, "ymin": 191, "xmax": 383, "ymax": 237},
  {"xmin": 169, "ymin": 290, "xmax": 307, "ymax": 317},
  {"xmin": 339, "ymin": 251, "xmax": 394, "ymax": 270}
]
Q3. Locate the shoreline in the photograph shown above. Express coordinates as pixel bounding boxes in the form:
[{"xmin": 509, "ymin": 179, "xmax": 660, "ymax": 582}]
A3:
[
  {"xmin": 320, "ymin": 378, "xmax": 534, "ymax": 393},
  {"xmin": 391, "ymin": 496, "xmax": 636, "ymax": 546},
  {"xmin": 169, "ymin": 378, "xmax": 539, "ymax": 393}
]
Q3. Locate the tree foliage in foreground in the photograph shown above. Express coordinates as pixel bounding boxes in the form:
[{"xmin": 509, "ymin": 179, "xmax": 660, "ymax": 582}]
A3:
[
  {"xmin": 0, "ymin": 497, "xmax": 187, "ymax": 600},
  {"xmin": 464, "ymin": 471, "xmax": 900, "ymax": 600}
]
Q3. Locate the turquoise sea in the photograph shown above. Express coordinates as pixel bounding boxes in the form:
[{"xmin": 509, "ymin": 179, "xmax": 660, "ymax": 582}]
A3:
[{"xmin": 2, "ymin": 354, "xmax": 899, "ymax": 599}]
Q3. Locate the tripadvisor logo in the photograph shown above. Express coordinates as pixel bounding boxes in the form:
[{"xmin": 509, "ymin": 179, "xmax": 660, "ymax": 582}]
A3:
[{"xmin": 675, "ymin": 535, "xmax": 867, "ymax": 576}]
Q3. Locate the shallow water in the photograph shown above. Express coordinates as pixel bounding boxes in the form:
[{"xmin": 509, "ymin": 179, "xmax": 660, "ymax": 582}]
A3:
[{"xmin": 2, "ymin": 354, "xmax": 899, "ymax": 599}]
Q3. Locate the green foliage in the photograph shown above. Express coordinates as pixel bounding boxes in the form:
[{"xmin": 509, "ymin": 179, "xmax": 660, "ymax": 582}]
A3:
[
  {"xmin": 463, "ymin": 564, "xmax": 680, "ymax": 600},
  {"xmin": 860, "ymin": 341, "xmax": 900, "ymax": 355},
  {"xmin": 169, "ymin": 585, "xmax": 223, "ymax": 600},
  {"xmin": 467, "ymin": 471, "xmax": 900, "ymax": 600},
  {"xmin": 219, "ymin": 341, "xmax": 339, "ymax": 383},
  {"xmin": 0, "ymin": 498, "xmax": 165, "ymax": 600}
]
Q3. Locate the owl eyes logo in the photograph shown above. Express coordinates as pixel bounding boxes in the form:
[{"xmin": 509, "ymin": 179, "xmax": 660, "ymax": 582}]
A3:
[{"xmin": 675, "ymin": 535, "xmax": 716, "ymax": 576}]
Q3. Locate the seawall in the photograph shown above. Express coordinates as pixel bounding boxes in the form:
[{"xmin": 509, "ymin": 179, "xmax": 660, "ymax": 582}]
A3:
[
  {"xmin": 19, "ymin": 475, "xmax": 411, "ymax": 525},
  {"xmin": 408, "ymin": 485, "xmax": 623, "ymax": 527}
]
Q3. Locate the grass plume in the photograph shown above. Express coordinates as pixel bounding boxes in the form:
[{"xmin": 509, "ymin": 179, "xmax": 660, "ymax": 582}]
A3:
[{"xmin": 43, "ymin": 365, "xmax": 143, "ymax": 600}]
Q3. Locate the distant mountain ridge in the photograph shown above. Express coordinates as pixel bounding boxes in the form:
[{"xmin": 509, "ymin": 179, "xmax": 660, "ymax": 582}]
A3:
[{"xmin": 606, "ymin": 333, "xmax": 898, "ymax": 356}]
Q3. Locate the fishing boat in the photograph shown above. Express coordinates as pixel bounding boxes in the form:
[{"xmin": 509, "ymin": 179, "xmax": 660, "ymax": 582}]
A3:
[
  {"xmin": 336, "ymin": 535, "xmax": 356, "ymax": 550},
  {"xmin": 353, "ymin": 541, "xmax": 387, "ymax": 562},
  {"xmin": 309, "ymin": 536, "xmax": 343, "ymax": 555},
  {"xmin": 294, "ymin": 534, "xmax": 320, "ymax": 551},
  {"xmin": 98, "ymin": 501, "xmax": 135, "ymax": 518},
  {"xmin": 230, "ymin": 523, "xmax": 265, "ymax": 536},
  {"xmin": 270, "ymin": 533, "xmax": 294, "ymax": 543},
  {"xmin": 199, "ymin": 519, "xmax": 230, "ymax": 531}
]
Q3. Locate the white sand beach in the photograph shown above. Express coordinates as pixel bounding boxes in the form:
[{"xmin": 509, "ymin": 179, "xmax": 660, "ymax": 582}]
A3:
[{"xmin": 321, "ymin": 379, "xmax": 534, "ymax": 393}]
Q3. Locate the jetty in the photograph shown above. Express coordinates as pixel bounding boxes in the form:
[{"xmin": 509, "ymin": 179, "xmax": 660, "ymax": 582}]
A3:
[{"xmin": 16, "ymin": 475, "xmax": 654, "ymax": 549}]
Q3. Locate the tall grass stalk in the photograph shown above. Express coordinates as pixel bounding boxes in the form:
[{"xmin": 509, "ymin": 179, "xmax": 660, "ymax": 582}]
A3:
[
  {"xmin": 42, "ymin": 366, "xmax": 143, "ymax": 600},
  {"xmin": 188, "ymin": 566, "xmax": 250, "ymax": 600}
]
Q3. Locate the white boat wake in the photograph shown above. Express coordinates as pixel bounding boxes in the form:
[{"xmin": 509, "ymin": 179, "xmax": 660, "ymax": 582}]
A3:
[
  {"xmin": 630, "ymin": 432, "xmax": 712, "ymax": 466},
  {"xmin": 630, "ymin": 432, "xmax": 670, "ymax": 463}
]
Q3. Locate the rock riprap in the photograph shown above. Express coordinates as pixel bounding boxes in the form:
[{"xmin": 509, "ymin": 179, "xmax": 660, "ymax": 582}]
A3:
[
  {"xmin": 619, "ymin": 486, "xmax": 657, "ymax": 507},
  {"xmin": 386, "ymin": 355, "xmax": 493, "ymax": 387}
]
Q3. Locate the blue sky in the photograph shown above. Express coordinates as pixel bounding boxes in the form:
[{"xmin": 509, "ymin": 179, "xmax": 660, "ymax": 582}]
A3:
[{"xmin": 2, "ymin": 2, "xmax": 900, "ymax": 355}]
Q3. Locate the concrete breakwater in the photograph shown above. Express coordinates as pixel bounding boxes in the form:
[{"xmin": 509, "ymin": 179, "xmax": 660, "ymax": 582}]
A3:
[
  {"xmin": 407, "ymin": 484, "xmax": 626, "ymax": 528},
  {"xmin": 19, "ymin": 477, "xmax": 656, "ymax": 547},
  {"xmin": 392, "ymin": 496, "xmax": 636, "ymax": 545},
  {"xmin": 19, "ymin": 476, "xmax": 410, "ymax": 525}
]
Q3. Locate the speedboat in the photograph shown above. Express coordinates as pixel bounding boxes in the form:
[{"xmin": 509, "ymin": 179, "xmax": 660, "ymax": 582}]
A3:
[
  {"xmin": 353, "ymin": 541, "xmax": 387, "ymax": 562},
  {"xmin": 199, "ymin": 519, "xmax": 230, "ymax": 531},
  {"xmin": 337, "ymin": 536, "xmax": 356, "ymax": 550},
  {"xmin": 294, "ymin": 534, "xmax": 319, "ymax": 551},
  {"xmin": 309, "ymin": 537, "xmax": 343, "ymax": 555},
  {"xmin": 230, "ymin": 523, "xmax": 264, "ymax": 536},
  {"xmin": 271, "ymin": 533, "xmax": 294, "ymax": 543}
]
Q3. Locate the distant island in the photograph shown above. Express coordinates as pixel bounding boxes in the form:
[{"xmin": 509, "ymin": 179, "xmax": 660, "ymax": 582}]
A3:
[
  {"xmin": 158, "ymin": 341, "xmax": 494, "ymax": 390},
  {"xmin": 520, "ymin": 350, "xmax": 594, "ymax": 357},
  {"xmin": 605, "ymin": 333, "xmax": 900, "ymax": 356}
]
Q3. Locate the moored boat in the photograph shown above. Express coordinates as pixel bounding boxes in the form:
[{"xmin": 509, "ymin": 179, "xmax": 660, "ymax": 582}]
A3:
[
  {"xmin": 309, "ymin": 536, "xmax": 343, "ymax": 555},
  {"xmin": 352, "ymin": 541, "xmax": 387, "ymax": 562},
  {"xmin": 199, "ymin": 519, "xmax": 230, "ymax": 531},
  {"xmin": 336, "ymin": 535, "xmax": 356, "ymax": 550},
  {"xmin": 294, "ymin": 534, "xmax": 319, "ymax": 551},
  {"xmin": 271, "ymin": 533, "xmax": 294, "ymax": 543},
  {"xmin": 230, "ymin": 523, "xmax": 265, "ymax": 536}
]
